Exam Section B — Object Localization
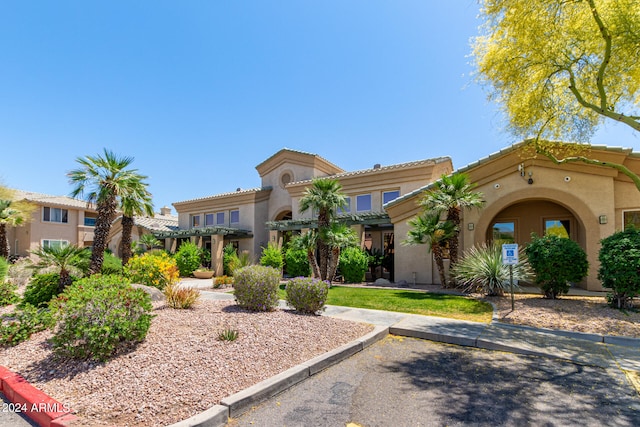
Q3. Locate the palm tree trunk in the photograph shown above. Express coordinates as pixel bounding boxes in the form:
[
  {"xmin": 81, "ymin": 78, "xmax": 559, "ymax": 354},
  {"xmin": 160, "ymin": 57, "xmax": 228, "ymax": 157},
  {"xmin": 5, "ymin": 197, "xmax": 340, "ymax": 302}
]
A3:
[
  {"xmin": 58, "ymin": 268, "xmax": 73, "ymax": 294},
  {"xmin": 307, "ymin": 249, "xmax": 321, "ymax": 279},
  {"xmin": 326, "ymin": 247, "xmax": 341, "ymax": 284},
  {"xmin": 447, "ymin": 207, "xmax": 461, "ymax": 265},
  {"xmin": 432, "ymin": 244, "xmax": 448, "ymax": 287},
  {"xmin": 0, "ymin": 224, "xmax": 8, "ymax": 258},
  {"xmin": 90, "ymin": 196, "xmax": 117, "ymax": 275},
  {"xmin": 318, "ymin": 241, "xmax": 330, "ymax": 280},
  {"xmin": 121, "ymin": 215, "xmax": 134, "ymax": 266}
]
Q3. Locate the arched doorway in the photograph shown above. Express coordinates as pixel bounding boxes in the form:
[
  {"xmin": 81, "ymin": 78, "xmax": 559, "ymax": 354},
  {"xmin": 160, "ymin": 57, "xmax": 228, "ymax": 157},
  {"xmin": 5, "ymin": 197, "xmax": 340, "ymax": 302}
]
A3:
[{"xmin": 485, "ymin": 200, "xmax": 583, "ymax": 248}]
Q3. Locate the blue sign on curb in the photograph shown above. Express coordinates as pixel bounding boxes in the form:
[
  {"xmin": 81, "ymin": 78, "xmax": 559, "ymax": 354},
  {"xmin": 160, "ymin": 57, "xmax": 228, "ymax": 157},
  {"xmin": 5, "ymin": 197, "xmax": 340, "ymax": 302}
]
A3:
[{"xmin": 502, "ymin": 243, "xmax": 519, "ymax": 265}]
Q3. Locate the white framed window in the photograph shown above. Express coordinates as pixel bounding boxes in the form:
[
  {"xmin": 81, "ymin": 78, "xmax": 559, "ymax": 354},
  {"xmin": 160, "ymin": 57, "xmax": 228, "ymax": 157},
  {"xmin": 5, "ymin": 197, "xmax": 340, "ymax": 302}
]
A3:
[
  {"xmin": 43, "ymin": 207, "xmax": 68, "ymax": 223},
  {"xmin": 230, "ymin": 209, "xmax": 240, "ymax": 224},
  {"xmin": 216, "ymin": 212, "xmax": 225, "ymax": 225},
  {"xmin": 382, "ymin": 190, "xmax": 400, "ymax": 205},
  {"xmin": 42, "ymin": 239, "xmax": 69, "ymax": 250},
  {"xmin": 205, "ymin": 213, "xmax": 214, "ymax": 226},
  {"xmin": 191, "ymin": 215, "xmax": 201, "ymax": 228},
  {"xmin": 356, "ymin": 194, "xmax": 372, "ymax": 212},
  {"xmin": 338, "ymin": 197, "xmax": 351, "ymax": 214}
]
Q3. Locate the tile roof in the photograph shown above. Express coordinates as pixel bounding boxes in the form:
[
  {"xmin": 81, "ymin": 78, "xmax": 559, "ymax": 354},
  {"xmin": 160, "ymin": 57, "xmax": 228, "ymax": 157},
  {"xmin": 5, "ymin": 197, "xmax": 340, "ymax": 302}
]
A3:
[
  {"xmin": 384, "ymin": 142, "xmax": 640, "ymax": 208},
  {"xmin": 132, "ymin": 215, "xmax": 179, "ymax": 232},
  {"xmin": 172, "ymin": 187, "xmax": 271, "ymax": 205},
  {"xmin": 289, "ymin": 156, "xmax": 451, "ymax": 186},
  {"xmin": 13, "ymin": 190, "xmax": 97, "ymax": 210}
]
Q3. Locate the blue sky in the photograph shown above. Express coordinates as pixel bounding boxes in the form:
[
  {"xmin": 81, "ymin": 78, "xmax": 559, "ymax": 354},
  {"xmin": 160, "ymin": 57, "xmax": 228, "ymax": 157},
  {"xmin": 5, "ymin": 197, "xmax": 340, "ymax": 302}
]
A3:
[{"xmin": 1, "ymin": 1, "xmax": 637, "ymax": 213}]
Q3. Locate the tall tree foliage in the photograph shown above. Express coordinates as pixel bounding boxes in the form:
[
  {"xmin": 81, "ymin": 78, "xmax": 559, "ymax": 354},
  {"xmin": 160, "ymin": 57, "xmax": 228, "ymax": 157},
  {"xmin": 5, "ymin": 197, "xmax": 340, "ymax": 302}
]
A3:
[
  {"xmin": 298, "ymin": 178, "xmax": 348, "ymax": 281},
  {"xmin": 68, "ymin": 149, "xmax": 152, "ymax": 274},
  {"xmin": 474, "ymin": 0, "xmax": 640, "ymax": 188},
  {"xmin": 474, "ymin": 0, "xmax": 640, "ymax": 140}
]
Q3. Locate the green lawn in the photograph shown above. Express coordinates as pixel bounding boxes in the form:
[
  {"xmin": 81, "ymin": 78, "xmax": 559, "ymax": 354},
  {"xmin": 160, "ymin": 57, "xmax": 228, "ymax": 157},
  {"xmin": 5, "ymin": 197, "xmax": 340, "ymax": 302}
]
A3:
[{"xmin": 278, "ymin": 285, "xmax": 493, "ymax": 323}]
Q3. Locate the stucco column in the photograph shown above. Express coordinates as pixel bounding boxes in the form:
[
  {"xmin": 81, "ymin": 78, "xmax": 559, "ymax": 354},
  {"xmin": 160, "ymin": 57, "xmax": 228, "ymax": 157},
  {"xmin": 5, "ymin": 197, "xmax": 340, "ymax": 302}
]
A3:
[{"xmin": 211, "ymin": 235, "xmax": 225, "ymax": 277}]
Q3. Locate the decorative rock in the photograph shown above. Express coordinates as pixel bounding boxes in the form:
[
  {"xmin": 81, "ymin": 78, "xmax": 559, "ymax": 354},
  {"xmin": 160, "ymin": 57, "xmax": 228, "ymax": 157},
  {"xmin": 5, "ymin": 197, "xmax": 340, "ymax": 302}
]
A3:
[
  {"xmin": 131, "ymin": 284, "xmax": 165, "ymax": 302},
  {"xmin": 374, "ymin": 278, "xmax": 391, "ymax": 286}
]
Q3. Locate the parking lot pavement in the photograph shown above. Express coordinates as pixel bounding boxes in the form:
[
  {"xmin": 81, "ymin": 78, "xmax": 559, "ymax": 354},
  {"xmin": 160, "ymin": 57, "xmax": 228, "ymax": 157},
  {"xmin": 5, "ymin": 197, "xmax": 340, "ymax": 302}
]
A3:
[
  {"xmin": 0, "ymin": 395, "xmax": 37, "ymax": 427},
  {"xmin": 228, "ymin": 336, "xmax": 640, "ymax": 427}
]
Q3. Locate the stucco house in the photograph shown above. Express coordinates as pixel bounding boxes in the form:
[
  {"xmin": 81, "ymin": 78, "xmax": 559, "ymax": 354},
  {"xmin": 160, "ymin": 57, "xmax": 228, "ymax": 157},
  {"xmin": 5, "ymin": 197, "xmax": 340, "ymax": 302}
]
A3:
[
  {"xmin": 160, "ymin": 148, "xmax": 453, "ymax": 277},
  {"xmin": 107, "ymin": 206, "xmax": 179, "ymax": 257},
  {"xmin": 6, "ymin": 190, "xmax": 98, "ymax": 257},
  {"xmin": 387, "ymin": 143, "xmax": 640, "ymax": 291}
]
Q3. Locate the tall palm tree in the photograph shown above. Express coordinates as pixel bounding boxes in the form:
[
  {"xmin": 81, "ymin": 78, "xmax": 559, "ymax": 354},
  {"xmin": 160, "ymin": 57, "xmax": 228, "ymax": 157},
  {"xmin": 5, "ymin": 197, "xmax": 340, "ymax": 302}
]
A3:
[
  {"xmin": 298, "ymin": 178, "xmax": 347, "ymax": 281},
  {"xmin": 404, "ymin": 213, "xmax": 457, "ymax": 287},
  {"xmin": 120, "ymin": 187, "xmax": 154, "ymax": 266},
  {"xmin": 0, "ymin": 187, "xmax": 35, "ymax": 258},
  {"xmin": 68, "ymin": 149, "xmax": 151, "ymax": 275},
  {"xmin": 420, "ymin": 173, "xmax": 484, "ymax": 265},
  {"xmin": 30, "ymin": 244, "xmax": 90, "ymax": 292}
]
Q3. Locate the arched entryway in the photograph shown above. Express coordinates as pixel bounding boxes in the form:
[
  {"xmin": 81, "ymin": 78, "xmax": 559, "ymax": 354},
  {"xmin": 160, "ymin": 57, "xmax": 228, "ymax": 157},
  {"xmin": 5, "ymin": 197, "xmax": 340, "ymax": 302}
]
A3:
[{"xmin": 485, "ymin": 200, "xmax": 584, "ymax": 248}]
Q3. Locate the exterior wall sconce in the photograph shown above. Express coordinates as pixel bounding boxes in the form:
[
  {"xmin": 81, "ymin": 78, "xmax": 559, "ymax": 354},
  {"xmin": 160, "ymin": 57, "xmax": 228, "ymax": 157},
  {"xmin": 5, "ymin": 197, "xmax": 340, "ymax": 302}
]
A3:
[
  {"xmin": 467, "ymin": 223, "xmax": 475, "ymax": 231},
  {"xmin": 599, "ymin": 215, "xmax": 608, "ymax": 224},
  {"xmin": 518, "ymin": 164, "xmax": 534, "ymax": 184}
]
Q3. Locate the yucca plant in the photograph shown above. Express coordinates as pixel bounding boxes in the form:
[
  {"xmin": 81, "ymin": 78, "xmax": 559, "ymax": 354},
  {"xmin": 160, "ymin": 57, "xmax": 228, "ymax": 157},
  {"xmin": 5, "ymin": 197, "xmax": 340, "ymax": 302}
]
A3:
[
  {"xmin": 163, "ymin": 283, "xmax": 201, "ymax": 309},
  {"xmin": 451, "ymin": 243, "xmax": 532, "ymax": 296}
]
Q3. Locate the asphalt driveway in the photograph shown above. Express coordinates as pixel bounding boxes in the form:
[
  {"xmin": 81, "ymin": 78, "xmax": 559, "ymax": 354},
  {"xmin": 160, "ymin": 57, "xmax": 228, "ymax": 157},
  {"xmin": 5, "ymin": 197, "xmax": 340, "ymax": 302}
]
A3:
[{"xmin": 228, "ymin": 336, "xmax": 640, "ymax": 427}]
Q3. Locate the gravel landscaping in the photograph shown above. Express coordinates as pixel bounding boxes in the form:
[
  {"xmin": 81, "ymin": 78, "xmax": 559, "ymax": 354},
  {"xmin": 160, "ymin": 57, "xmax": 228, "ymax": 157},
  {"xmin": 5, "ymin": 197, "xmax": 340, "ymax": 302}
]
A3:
[{"xmin": 0, "ymin": 299, "xmax": 373, "ymax": 426}]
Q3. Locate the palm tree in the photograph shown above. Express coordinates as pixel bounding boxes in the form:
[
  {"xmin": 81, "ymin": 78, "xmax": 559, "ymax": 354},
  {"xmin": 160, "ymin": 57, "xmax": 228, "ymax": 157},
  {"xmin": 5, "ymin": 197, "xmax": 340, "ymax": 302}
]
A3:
[
  {"xmin": 30, "ymin": 244, "xmax": 90, "ymax": 292},
  {"xmin": 120, "ymin": 188, "xmax": 154, "ymax": 266},
  {"xmin": 404, "ymin": 213, "xmax": 457, "ymax": 287},
  {"xmin": 298, "ymin": 178, "xmax": 347, "ymax": 281},
  {"xmin": 0, "ymin": 187, "xmax": 35, "ymax": 258},
  {"xmin": 139, "ymin": 233, "xmax": 162, "ymax": 252},
  {"xmin": 292, "ymin": 231, "xmax": 321, "ymax": 279},
  {"xmin": 68, "ymin": 149, "xmax": 151, "ymax": 275},
  {"xmin": 420, "ymin": 173, "xmax": 484, "ymax": 265},
  {"xmin": 321, "ymin": 223, "xmax": 358, "ymax": 283}
]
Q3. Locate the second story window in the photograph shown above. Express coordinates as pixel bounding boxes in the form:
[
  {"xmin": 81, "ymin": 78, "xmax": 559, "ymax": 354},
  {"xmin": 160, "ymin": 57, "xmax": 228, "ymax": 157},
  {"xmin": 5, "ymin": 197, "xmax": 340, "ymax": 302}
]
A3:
[
  {"xmin": 191, "ymin": 215, "xmax": 201, "ymax": 228},
  {"xmin": 356, "ymin": 194, "xmax": 372, "ymax": 212},
  {"xmin": 383, "ymin": 190, "xmax": 400, "ymax": 205},
  {"xmin": 205, "ymin": 213, "xmax": 214, "ymax": 226},
  {"xmin": 216, "ymin": 212, "xmax": 225, "ymax": 225},
  {"xmin": 230, "ymin": 209, "xmax": 240, "ymax": 224},
  {"xmin": 43, "ymin": 207, "xmax": 68, "ymax": 223}
]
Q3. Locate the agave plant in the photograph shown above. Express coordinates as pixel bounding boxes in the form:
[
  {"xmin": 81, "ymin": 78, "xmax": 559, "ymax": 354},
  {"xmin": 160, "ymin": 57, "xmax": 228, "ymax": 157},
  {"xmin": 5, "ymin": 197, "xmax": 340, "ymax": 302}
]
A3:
[{"xmin": 451, "ymin": 243, "xmax": 532, "ymax": 296}]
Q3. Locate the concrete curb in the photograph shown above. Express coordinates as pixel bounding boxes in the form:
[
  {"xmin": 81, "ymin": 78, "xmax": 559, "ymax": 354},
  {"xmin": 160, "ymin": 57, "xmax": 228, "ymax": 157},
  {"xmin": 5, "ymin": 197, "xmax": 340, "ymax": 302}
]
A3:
[
  {"xmin": 168, "ymin": 325, "xmax": 388, "ymax": 427},
  {"xmin": 0, "ymin": 366, "xmax": 77, "ymax": 427}
]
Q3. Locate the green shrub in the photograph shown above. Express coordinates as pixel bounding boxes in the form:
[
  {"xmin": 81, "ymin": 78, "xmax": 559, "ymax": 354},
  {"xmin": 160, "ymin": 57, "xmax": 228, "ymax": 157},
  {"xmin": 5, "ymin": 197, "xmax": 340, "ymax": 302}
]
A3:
[
  {"xmin": 49, "ymin": 275, "xmax": 153, "ymax": 361},
  {"xmin": 223, "ymin": 244, "xmax": 237, "ymax": 276},
  {"xmin": 233, "ymin": 265, "xmax": 281, "ymax": 311},
  {"xmin": 101, "ymin": 251, "xmax": 123, "ymax": 275},
  {"xmin": 284, "ymin": 247, "xmax": 311, "ymax": 277},
  {"xmin": 338, "ymin": 247, "xmax": 369, "ymax": 283},
  {"xmin": 164, "ymin": 283, "xmax": 200, "ymax": 309},
  {"xmin": 20, "ymin": 273, "xmax": 76, "ymax": 308},
  {"xmin": 260, "ymin": 243, "xmax": 284, "ymax": 271},
  {"xmin": 0, "ymin": 281, "xmax": 19, "ymax": 307},
  {"xmin": 0, "ymin": 257, "xmax": 8, "ymax": 283},
  {"xmin": 175, "ymin": 241, "xmax": 202, "ymax": 277},
  {"xmin": 124, "ymin": 251, "xmax": 179, "ymax": 290},
  {"xmin": 525, "ymin": 234, "xmax": 589, "ymax": 299},
  {"xmin": 451, "ymin": 243, "xmax": 532, "ymax": 296},
  {"xmin": 228, "ymin": 250, "xmax": 252, "ymax": 275},
  {"xmin": 285, "ymin": 277, "xmax": 330, "ymax": 314},
  {"xmin": 598, "ymin": 228, "xmax": 640, "ymax": 309},
  {"xmin": 0, "ymin": 304, "xmax": 54, "ymax": 347}
]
